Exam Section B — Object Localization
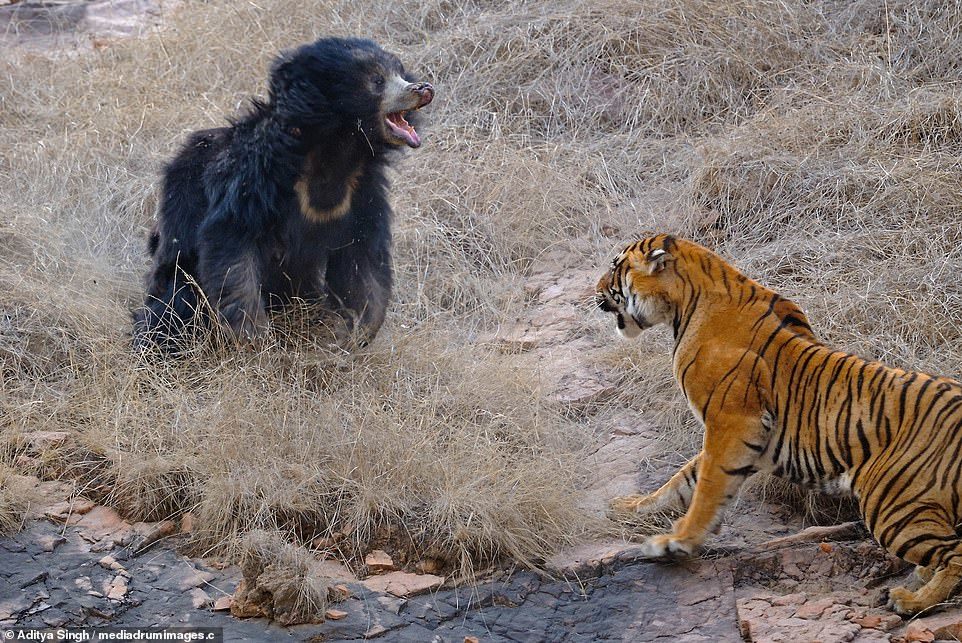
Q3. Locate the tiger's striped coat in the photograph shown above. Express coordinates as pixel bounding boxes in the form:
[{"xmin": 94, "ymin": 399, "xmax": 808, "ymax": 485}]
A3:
[{"xmin": 596, "ymin": 234, "xmax": 962, "ymax": 615}]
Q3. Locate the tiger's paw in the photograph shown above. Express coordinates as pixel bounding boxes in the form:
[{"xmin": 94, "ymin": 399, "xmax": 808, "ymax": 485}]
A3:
[
  {"xmin": 638, "ymin": 534, "xmax": 696, "ymax": 559},
  {"xmin": 609, "ymin": 494, "xmax": 655, "ymax": 515},
  {"xmin": 886, "ymin": 585, "xmax": 925, "ymax": 616}
]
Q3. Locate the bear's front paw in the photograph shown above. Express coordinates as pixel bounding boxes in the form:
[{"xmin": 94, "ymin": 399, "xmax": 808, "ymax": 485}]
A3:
[
  {"xmin": 228, "ymin": 313, "xmax": 270, "ymax": 345},
  {"xmin": 638, "ymin": 534, "xmax": 696, "ymax": 559}
]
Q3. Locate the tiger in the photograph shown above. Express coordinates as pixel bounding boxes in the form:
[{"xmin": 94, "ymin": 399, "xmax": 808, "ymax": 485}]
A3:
[{"xmin": 596, "ymin": 234, "xmax": 962, "ymax": 615}]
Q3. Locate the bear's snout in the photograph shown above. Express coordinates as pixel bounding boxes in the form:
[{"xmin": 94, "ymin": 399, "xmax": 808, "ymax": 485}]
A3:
[{"xmin": 409, "ymin": 82, "xmax": 434, "ymax": 108}]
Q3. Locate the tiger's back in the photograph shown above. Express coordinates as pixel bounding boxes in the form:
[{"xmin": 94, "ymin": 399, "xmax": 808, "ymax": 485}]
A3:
[{"xmin": 596, "ymin": 234, "xmax": 962, "ymax": 615}]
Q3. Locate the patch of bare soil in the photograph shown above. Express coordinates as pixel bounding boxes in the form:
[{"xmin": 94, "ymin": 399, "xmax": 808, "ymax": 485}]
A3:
[{"xmin": 0, "ymin": 0, "xmax": 175, "ymax": 52}]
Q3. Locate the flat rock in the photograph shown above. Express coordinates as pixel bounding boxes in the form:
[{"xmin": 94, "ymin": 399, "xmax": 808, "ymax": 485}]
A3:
[
  {"xmin": 189, "ymin": 588, "xmax": 211, "ymax": 609},
  {"xmin": 43, "ymin": 498, "xmax": 96, "ymax": 523},
  {"xmin": 212, "ymin": 596, "xmax": 232, "ymax": 611},
  {"xmin": 361, "ymin": 571, "xmax": 444, "ymax": 598},
  {"xmin": 36, "ymin": 534, "xmax": 66, "ymax": 553},
  {"xmin": 73, "ymin": 506, "xmax": 131, "ymax": 542},
  {"xmin": 547, "ymin": 540, "xmax": 641, "ymax": 574},
  {"xmin": 176, "ymin": 569, "xmax": 216, "ymax": 591},
  {"xmin": 105, "ymin": 576, "xmax": 128, "ymax": 601},
  {"xmin": 311, "ymin": 559, "xmax": 356, "ymax": 582},
  {"xmin": 0, "ymin": 0, "xmax": 174, "ymax": 52},
  {"xmin": 0, "ymin": 595, "xmax": 33, "ymax": 621},
  {"xmin": 896, "ymin": 611, "xmax": 962, "ymax": 641},
  {"xmin": 126, "ymin": 520, "xmax": 177, "ymax": 551},
  {"xmin": 364, "ymin": 549, "xmax": 395, "ymax": 573}
]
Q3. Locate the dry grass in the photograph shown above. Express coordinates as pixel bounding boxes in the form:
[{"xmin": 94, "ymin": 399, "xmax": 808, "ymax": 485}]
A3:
[
  {"xmin": 0, "ymin": 464, "xmax": 31, "ymax": 534},
  {"xmin": 2, "ymin": 0, "xmax": 962, "ymax": 572},
  {"xmin": 235, "ymin": 529, "xmax": 332, "ymax": 624}
]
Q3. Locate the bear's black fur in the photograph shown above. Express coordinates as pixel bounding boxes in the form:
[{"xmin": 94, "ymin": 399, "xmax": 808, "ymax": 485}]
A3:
[{"xmin": 134, "ymin": 37, "xmax": 433, "ymax": 351}]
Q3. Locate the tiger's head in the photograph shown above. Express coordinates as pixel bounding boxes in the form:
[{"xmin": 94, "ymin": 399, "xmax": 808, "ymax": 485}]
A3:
[{"xmin": 595, "ymin": 234, "xmax": 679, "ymax": 339}]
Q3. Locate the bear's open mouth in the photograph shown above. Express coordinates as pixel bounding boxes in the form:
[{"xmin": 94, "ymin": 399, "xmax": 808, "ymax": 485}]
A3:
[{"xmin": 385, "ymin": 111, "xmax": 420, "ymax": 148}]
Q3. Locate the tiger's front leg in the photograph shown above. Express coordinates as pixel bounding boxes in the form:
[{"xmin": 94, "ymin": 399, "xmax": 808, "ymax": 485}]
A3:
[
  {"xmin": 610, "ymin": 453, "xmax": 702, "ymax": 516},
  {"xmin": 638, "ymin": 418, "xmax": 764, "ymax": 558}
]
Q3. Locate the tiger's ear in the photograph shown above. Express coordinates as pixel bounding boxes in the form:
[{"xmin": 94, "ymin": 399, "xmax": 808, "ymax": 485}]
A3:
[{"xmin": 632, "ymin": 248, "xmax": 673, "ymax": 275}]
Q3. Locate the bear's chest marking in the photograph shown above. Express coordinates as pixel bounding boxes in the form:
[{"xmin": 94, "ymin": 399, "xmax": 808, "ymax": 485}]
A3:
[{"xmin": 294, "ymin": 151, "xmax": 362, "ymax": 224}]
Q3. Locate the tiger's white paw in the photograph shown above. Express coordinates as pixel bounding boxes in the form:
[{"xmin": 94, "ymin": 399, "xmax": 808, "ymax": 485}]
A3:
[
  {"xmin": 886, "ymin": 585, "xmax": 923, "ymax": 616},
  {"xmin": 638, "ymin": 534, "xmax": 695, "ymax": 559},
  {"xmin": 609, "ymin": 494, "xmax": 656, "ymax": 515}
]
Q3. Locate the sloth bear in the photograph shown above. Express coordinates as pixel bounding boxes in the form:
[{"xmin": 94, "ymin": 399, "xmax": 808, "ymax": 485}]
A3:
[{"xmin": 133, "ymin": 37, "xmax": 434, "ymax": 351}]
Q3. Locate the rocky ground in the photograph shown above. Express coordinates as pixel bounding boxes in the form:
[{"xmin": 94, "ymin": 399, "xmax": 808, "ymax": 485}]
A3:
[{"xmin": 2, "ymin": 467, "xmax": 961, "ymax": 642}]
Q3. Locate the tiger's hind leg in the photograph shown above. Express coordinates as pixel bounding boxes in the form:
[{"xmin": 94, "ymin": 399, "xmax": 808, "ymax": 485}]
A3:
[
  {"xmin": 610, "ymin": 454, "xmax": 701, "ymax": 516},
  {"xmin": 882, "ymin": 511, "xmax": 962, "ymax": 615},
  {"xmin": 888, "ymin": 562, "xmax": 962, "ymax": 615}
]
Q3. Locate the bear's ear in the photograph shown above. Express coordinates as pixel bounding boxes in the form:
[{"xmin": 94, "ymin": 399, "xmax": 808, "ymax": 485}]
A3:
[{"xmin": 268, "ymin": 49, "xmax": 298, "ymax": 100}]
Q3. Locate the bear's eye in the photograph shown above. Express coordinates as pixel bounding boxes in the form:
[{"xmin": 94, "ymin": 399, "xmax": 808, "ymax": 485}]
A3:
[{"xmin": 372, "ymin": 74, "xmax": 385, "ymax": 90}]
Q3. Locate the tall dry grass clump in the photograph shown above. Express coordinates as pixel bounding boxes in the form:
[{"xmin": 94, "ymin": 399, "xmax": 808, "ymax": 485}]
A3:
[
  {"xmin": 0, "ymin": 464, "xmax": 32, "ymax": 534},
  {"xmin": 3, "ymin": 0, "xmax": 962, "ymax": 568}
]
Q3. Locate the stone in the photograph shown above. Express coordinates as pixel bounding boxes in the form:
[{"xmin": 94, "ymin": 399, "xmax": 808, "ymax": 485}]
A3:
[
  {"xmin": 179, "ymin": 513, "xmax": 196, "ymax": 533},
  {"xmin": 40, "ymin": 609, "xmax": 69, "ymax": 628},
  {"xmin": 229, "ymin": 581, "xmax": 268, "ymax": 620},
  {"xmin": 230, "ymin": 551, "xmax": 327, "ymax": 626},
  {"xmin": 902, "ymin": 622, "xmax": 937, "ymax": 642},
  {"xmin": 189, "ymin": 588, "xmax": 211, "ymax": 609},
  {"xmin": 364, "ymin": 624, "xmax": 389, "ymax": 638},
  {"xmin": 36, "ymin": 534, "xmax": 66, "ymax": 553},
  {"xmin": 212, "ymin": 596, "xmax": 232, "ymax": 611},
  {"xmin": 177, "ymin": 569, "xmax": 215, "ymax": 591},
  {"xmin": 794, "ymin": 597, "xmax": 835, "ymax": 619},
  {"xmin": 20, "ymin": 570, "xmax": 47, "ymax": 588},
  {"xmin": 43, "ymin": 498, "xmax": 96, "ymax": 523},
  {"xmin": 127, "ymin": 520, "xmax": 177, "ymax": 551},
  {"xmin": 361, "ymin": 571, "xmax": 444, "ymax": 598},
  {"xmin": 899, "ymin": 612, "xmax": 962, "ymax": 640},
  {"xmin": 771, "ymin": 592, "xmax": 806, "ymax": 607},
  {"xmin": 364, "ymin": 550, "xmax": 395, "ymax": 573},
  {"xmin": 0, "ymin": 595, "xmax": 33, "ymax": 621},
  {"xmin": 325, "ymin": 609, "xmax": 348, "ymax": 620},
  {"xmin": 74, "ymin": 506, "xmax": 132, "ymax": 541},
  {"xmin": 106, "ymin": 576, "xmax": 128, "ymax": 601},
  {"xmin": 850, "ymin": 610, "xmax": 902, "ymax": 631},
  {"xmin": 415, "ymin": 558, "xmax": 444, "ymax": 575},
  {"xmin": 376, "ymin": 595, "xmax": 406, "ymax": 615},
  {"xmin": 554, "ymin": 372, "xmax": 617, "ymax": 409},
  {"xmin": 26, "ymin": 601, "xmax": 51, "ymax": 615},
  {"xmin": 98, "ymin": 555, "xmax": 124, "ymax": 571},
  {"xmin": 311, "ymin": 559, "xmax": 356, "ymax": 582}
]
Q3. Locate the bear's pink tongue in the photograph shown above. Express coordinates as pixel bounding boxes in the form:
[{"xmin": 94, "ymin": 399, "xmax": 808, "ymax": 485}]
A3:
[{"xmin": 386, "ymin": 112, "xmax": 421, "ymax": 148}]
